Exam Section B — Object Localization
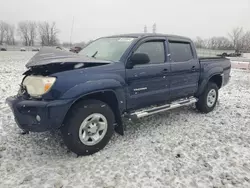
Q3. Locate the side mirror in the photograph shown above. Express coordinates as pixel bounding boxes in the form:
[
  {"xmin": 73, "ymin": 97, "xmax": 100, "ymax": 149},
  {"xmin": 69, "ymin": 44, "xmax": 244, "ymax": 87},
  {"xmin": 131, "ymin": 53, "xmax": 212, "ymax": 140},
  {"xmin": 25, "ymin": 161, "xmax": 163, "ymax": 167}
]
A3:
[{"xmin": 127, "ymin": 53, "xmax": 150, "ymax": 68}]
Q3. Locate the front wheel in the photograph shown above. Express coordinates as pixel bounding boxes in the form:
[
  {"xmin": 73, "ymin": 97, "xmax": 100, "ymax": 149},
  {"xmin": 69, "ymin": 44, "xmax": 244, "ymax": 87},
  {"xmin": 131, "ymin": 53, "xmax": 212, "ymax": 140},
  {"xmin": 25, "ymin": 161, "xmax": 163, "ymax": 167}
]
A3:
[
  {"xmin": 61, "ymin": 99, "xmax": 115, "ymax": 156},
  {"xmin": 196, "ymin": 82, "xmax": 219, "ymax": 113}
]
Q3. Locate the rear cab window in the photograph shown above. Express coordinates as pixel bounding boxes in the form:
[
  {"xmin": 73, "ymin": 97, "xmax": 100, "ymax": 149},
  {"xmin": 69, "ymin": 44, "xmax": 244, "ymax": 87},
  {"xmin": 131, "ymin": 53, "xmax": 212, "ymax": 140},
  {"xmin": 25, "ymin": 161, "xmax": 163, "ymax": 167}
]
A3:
[{"xmin": 169, "ymin": 41, "xmax": 194, "ymax": 62}]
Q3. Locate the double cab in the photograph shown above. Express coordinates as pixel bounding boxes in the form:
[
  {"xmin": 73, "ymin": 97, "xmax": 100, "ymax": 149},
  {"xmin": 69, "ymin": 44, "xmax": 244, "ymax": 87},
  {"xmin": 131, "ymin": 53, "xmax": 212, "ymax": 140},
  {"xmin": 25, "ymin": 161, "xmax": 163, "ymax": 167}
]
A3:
[{"xmin": 6, "ymin": 33, "xmax": 231, "ymax": 155}]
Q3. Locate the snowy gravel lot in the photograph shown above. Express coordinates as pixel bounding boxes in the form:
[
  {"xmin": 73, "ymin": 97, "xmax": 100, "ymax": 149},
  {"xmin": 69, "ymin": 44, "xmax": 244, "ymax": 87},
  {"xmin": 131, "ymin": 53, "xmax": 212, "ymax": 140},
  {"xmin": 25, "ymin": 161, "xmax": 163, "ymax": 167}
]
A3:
[{"xmin": 0, "ymin": 52, "xmax": 250, "ymax": 188}]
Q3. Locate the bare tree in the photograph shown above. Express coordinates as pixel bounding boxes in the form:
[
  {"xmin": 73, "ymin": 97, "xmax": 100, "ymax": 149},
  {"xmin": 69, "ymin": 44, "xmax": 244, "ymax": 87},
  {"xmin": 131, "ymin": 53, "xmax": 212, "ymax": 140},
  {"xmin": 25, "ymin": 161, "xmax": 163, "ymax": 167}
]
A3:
[
  {"xmin": 194, "ymin": 37, "xmax": 205, "ymax": 48},
  {"xmin": 241, "ymin": 31, "xmax": 250, "ymax": 51},
  {"xmin": 28, "ymin": 22, "xmax": 37, "ymax": 46},
  {"xmin": 228, "ymin": 27, "xmax": 244, "ymax": 52},
  {"xmin": 0, "ymin": 21, "xmax": 7, "ymax": 44},
  {"xmin": 18, "ymin": 21, "xmax": 30, "ymax": 46},
  {"xmin": 195, "ymin": 36, "xmax": 233, "ymax": 50},
  {"xmin": 207, "ymin": 37, "xmax": 232, "ymax": 50},
  {"xmin": 18, "ymin": 21, "xmax": 37, "ymax": 46},
  {"xmin": 219, "ymin": 37, "xmax": 232, "ymax": 49},
  {"xmin": 38, "ymin": 21, "xmax": 49, "ymax": 46},
  {"xmin": 49, "ymin": 22, "xmax": 59, "ymax": 45},
  {"xmin": 10, "ymin": 25, "xmax": 15, "ymax": 45},
  {"xmin": 207, "ymin": 37, "xmax": 218, "ymax": 49},
  {"xmin": 5, "ymin": 24, "xmax": 15, "ymax": 45},
  {"xmin": 0, "ymin": 22, "xmax": 15, "ymax": 45},
  {"xmin": 38, "ymin": 21, "xmax": 59, "ymax": 46}
]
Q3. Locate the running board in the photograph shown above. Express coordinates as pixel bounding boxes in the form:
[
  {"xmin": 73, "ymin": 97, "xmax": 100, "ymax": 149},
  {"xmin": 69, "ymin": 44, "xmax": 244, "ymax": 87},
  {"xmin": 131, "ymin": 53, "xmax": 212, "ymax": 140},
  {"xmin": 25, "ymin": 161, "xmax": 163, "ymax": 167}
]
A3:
[{"xmin": 129, "ymin": 97, "xmax": 198, "ymax": 119}]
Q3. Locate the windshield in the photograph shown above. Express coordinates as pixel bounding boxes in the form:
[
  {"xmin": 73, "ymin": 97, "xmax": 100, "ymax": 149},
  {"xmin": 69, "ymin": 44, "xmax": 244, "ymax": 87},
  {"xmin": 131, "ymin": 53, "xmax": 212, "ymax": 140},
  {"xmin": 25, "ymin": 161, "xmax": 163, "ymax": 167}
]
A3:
[{"xmin": 79, "ymin": 37, "xmax": 135, "ymax": 61}]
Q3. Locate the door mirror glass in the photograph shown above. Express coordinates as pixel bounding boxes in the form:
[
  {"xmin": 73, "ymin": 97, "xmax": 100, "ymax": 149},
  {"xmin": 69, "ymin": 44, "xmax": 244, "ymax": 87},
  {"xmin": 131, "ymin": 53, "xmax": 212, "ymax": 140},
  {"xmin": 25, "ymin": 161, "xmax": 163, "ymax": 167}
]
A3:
[{"xmin": 130, "ymin": 53, "xmax": 150, "ymax": 65}]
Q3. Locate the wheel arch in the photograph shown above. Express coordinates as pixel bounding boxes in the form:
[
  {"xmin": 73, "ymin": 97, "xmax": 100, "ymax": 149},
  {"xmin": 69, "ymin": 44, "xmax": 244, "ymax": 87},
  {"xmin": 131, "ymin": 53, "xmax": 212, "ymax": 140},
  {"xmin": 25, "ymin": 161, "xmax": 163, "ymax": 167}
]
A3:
[
  {"xmin": 63, "ymin": 90, "xmax": 125, "ymax": 135},
  {"xmin": 209, "ymin": 74, "xmax": 223, "ymax": 89},
  {"xmin": 196, "ymin": 72, "xmax": 223, "ymax": 96}
]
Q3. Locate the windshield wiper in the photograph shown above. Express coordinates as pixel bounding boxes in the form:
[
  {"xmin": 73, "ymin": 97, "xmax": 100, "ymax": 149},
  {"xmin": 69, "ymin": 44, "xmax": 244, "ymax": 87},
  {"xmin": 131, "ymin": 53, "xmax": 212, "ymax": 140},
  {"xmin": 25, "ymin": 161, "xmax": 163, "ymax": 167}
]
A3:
[{"xmin": 91, "ymin": 51, "xmax": 98, "ymax": 58}]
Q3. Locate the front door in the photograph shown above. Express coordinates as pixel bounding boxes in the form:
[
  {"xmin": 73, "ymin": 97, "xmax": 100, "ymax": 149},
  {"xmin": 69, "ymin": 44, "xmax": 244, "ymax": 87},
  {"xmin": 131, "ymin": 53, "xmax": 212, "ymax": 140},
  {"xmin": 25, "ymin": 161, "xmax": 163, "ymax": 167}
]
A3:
[{"xmin": 125, "ymin": 39, "xmax": 171, "ymax": 110}]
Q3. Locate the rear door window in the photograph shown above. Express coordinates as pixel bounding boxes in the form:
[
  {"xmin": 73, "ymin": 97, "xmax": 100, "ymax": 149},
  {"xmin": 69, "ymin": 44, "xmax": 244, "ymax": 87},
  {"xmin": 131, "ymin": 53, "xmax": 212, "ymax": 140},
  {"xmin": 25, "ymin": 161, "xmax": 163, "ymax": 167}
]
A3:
[{"xmin": 169, "ymin": 41, "xmax": 193, "ymax": 62}]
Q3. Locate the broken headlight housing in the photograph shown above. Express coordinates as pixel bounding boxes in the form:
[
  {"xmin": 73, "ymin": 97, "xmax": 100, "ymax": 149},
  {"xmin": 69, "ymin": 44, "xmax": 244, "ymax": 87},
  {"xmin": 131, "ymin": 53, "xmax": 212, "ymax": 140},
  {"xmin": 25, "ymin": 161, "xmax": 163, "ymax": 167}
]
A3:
[{"xmin": 22, "ymin": 76, "xmax": 56, "ymax": 97}]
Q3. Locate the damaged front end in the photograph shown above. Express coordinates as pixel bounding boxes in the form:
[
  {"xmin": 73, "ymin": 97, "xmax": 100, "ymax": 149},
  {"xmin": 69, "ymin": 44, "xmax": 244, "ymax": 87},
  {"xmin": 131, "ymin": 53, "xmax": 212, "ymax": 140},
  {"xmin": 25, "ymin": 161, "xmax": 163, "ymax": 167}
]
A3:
[
  {"xmin": 6, "ymin": 47, "xmax": 113, "ymax": 132},
  {"xmin": 24, "ymin": 47, "xmax": 111, "ymax": 76}
]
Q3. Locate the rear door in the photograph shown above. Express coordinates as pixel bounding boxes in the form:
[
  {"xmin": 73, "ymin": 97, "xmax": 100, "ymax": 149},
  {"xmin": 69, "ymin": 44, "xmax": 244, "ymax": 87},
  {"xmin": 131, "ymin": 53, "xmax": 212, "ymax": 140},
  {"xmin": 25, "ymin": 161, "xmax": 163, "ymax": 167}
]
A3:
[
  {"xmin": 126, "ymin": 38, "xmax": 171, "ymax": 110},
  {"xmin": 168, "ymin": 40, "xmax": 200, "ymax": 100}
]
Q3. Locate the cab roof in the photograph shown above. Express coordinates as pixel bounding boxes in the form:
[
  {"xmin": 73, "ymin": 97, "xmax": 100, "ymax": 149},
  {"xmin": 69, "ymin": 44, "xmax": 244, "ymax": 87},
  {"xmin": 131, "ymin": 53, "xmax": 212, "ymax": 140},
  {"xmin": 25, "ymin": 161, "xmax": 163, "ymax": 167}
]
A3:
[{"xmin": 106, "ymin": 33, "xmax": 192, "ymax": 41}]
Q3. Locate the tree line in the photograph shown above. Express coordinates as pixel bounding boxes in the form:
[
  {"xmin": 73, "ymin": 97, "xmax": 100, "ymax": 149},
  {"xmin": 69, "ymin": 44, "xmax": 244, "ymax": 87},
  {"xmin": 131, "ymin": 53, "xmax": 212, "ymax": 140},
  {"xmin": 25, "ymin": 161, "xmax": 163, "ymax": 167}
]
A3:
[
  {"xmin": 194, "ymin": 27, "xmax": 250, "ymax": 52},
  {"xmin": 0, "ymin": 21, "xmax": 59, "ymax": 46},
  {"xmin": 1, "ymin": 21, "xmax": 250, "ymax": 51},
  {"xmin": 0, "ymin": 22, "xmax": 15, "ymax": 45}
]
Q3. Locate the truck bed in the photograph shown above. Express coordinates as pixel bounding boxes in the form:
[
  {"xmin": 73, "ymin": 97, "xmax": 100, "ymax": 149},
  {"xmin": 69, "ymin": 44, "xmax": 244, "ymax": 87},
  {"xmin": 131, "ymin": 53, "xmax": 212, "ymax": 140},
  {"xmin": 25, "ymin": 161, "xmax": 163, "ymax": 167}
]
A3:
[
  {"xmin": 199, "ymin": 57, "xmax": 231, "ymax": 70},
  {"xmin": 199, "ymin": 57, "xmax": 228, "ymax": 61}
]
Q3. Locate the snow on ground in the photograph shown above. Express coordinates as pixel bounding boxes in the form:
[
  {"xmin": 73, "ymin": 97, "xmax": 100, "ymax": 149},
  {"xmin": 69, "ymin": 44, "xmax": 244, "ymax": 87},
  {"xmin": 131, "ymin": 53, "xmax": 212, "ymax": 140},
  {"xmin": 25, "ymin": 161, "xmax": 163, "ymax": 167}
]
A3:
[{"xmin": 0, "ymin": 52, "xmax": 250, "ymax": 188}]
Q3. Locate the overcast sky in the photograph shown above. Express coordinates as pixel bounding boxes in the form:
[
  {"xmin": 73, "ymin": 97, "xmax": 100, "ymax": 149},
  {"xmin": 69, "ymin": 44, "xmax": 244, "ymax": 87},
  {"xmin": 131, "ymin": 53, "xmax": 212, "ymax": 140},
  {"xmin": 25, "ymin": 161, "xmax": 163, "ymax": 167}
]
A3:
[{"xmin": 1, "ymin": 0, "xmax": 249, "ymax": 43}]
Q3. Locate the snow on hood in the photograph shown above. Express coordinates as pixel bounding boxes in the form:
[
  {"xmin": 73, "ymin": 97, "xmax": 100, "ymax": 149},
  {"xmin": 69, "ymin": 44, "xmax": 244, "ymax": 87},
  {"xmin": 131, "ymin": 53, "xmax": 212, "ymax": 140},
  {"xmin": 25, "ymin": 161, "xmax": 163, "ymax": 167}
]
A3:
[{"xmin": 25, "ymin": 47, "xmax": 112, "ymax": 68}]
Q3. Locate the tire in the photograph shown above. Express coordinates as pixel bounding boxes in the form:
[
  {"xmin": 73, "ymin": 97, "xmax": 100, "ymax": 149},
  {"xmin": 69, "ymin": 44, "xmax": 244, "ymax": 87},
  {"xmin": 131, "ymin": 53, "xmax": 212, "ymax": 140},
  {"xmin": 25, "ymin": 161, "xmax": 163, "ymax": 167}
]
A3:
[
  {"xmin": 61, "ymin": 99, "xmax": 115, "ymax": 156},
  {"xmin": 222, "ymin": 53, "xmax": 227, "ymax": 57},
  {"xmin": 196, "ymin": 82, "xmax": 218, "ymax": 113}
]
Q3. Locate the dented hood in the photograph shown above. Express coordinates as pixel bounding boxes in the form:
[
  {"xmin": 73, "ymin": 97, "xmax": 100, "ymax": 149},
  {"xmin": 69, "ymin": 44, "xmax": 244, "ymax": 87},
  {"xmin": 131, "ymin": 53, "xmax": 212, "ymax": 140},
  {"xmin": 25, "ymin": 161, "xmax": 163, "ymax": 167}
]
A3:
[{"xmin": 26, "ymin": 47, "xmax": 112, "ymax": 68}]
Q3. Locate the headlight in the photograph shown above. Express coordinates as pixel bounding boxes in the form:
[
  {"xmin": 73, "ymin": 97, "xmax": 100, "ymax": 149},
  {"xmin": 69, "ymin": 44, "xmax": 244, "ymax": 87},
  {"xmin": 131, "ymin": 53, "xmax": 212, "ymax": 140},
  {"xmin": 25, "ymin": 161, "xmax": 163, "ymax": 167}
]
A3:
[{"xmin": 23, "ymin": 76, "xmax": 56, "ymax": 97}]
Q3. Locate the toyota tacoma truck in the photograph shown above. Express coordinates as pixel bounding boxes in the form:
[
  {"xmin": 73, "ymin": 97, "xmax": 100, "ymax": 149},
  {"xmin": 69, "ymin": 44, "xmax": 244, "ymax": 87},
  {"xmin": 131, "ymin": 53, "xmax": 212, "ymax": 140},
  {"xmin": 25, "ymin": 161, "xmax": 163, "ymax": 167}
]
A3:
[{"xmin": 6, "ymin": 33, "xmax": 231, "ymax": 156}]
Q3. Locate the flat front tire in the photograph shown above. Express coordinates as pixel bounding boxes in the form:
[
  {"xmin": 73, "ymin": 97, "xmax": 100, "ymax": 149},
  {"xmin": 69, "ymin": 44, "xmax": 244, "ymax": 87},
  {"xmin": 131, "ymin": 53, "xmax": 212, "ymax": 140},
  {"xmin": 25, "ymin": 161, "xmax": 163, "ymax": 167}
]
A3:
[
  {"xmin": 61, "ymin": 99, "xmax": 115, "ymax": 156},
  {"xmin": 196, "ymin": 82, "xmax": 219, "ymax": 113}
]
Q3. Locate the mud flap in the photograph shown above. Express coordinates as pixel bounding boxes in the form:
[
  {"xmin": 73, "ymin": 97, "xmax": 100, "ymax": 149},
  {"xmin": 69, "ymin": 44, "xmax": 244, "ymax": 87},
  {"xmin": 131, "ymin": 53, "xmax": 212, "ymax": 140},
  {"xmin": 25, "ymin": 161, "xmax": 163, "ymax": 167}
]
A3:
[{"xmin": 114, "ymin": 119, "xmax": 124, "ymax": 135}]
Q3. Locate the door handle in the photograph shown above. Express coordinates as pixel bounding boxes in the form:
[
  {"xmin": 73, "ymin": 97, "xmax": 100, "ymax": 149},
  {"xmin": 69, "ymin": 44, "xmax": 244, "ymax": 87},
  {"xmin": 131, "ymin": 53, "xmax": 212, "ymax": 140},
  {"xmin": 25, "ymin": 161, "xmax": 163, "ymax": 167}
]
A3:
[
  {"xmin": 162, "ymin": 69, "xmax": 168, "ymax": 73},
  {"xmin": 191, "ymin": 66, "xmax": 196, "ymax": 71}
]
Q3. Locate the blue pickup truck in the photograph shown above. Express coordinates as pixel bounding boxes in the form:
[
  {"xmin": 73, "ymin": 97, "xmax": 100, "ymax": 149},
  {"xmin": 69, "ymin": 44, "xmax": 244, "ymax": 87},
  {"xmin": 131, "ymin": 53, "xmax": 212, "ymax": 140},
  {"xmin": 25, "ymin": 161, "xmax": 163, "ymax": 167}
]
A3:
[{"xmin": 6, "ymin": 33, "xmax": 231, "ymax": 155}]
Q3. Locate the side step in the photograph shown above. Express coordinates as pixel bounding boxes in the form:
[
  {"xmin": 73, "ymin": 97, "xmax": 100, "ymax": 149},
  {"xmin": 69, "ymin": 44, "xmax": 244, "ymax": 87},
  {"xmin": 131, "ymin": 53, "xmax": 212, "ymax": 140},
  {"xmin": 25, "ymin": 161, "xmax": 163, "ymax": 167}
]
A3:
[{"xmin": 129, "ymin": 97, "xmax": 198, "ymax": 119}]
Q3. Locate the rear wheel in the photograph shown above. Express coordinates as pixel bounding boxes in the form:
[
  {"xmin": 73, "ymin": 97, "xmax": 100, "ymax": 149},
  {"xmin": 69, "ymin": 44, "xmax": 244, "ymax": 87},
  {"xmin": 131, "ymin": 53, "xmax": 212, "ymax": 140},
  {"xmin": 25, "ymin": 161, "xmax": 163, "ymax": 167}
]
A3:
[
  {"xmin": 196, "ymin": 82, "xmax": 218, "ymax": 113},
  {"xmin": 61, "ymin": 99, "xmax": 115, "ymax": 156}
]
